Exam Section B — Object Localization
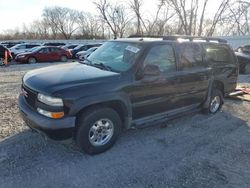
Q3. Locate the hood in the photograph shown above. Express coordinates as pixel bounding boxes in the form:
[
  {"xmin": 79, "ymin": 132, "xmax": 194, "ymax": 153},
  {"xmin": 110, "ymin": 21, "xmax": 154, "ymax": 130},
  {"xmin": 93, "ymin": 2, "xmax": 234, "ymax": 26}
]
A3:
[{"xmin": 23, "ymin": 62, "xmax": 120, "ymax": 95}]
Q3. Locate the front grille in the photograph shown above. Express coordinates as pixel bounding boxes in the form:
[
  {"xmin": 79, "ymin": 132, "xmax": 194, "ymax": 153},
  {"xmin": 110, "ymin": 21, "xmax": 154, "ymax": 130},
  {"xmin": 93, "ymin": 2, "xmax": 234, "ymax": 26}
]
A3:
[{"xmin": 22, "ymin": 85, "xmax": 37, "ymax": 109}]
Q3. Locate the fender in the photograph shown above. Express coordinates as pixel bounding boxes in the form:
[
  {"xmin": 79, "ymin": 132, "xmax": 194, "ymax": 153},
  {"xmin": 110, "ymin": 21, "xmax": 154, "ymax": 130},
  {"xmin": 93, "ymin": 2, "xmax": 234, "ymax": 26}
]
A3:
[{"xmin": 68, "ymin": 91, "xmax": 132, "ymax": 128}]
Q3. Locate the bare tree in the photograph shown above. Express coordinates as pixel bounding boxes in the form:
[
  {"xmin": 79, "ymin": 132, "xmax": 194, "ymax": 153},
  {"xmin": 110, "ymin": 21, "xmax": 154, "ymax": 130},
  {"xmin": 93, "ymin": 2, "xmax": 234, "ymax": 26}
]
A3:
[
  {"xmin": 224, "ymin": 1, "xmax": 250, "ymax": 35},
  {"xmin": 94, "ymin": 0, "xmax": 131, "ymax": 39},
  {"xmin": 77, "ymin": 11, "xmax": 102, "ymax": 38},
  {"xmin": 206, "ymin": 0, "xmax": 231, "ymax": 36},
  {"xmin": 43, "ymin": 7, "xmax": 79, "ymax": 39},
  {"xmin": 147, "ymin": 1, "xmax": 175, "ymax": 35},
  {"xmin": 164, "ymin": 0, "xmax": 232, "ymax": 36},
  {"xmin": 129, "ymin": 0, "xmax": 144, "ymax": 35}
]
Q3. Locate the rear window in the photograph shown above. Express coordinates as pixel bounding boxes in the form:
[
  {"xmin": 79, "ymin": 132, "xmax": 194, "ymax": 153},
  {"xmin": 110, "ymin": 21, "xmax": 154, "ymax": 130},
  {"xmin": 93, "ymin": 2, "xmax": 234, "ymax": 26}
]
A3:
[
  {"xmin": 205, "ymin": 44, "xmax": 232, "ymax": 63},
  {"xmin": 50, "ymin": 48, "xmax": 61, "ymax": 52}
]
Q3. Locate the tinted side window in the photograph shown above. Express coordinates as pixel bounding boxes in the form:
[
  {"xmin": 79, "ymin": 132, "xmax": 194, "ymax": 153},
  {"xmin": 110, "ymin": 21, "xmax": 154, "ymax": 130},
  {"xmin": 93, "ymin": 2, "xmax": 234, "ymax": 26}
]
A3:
[
  {"xmin": 17, "ymin": 45, "xmax": 26, "ymax": 49},
  {"xmin": 144, "ymin": 44, "xmax": 176, "ymax": 73},
  {"xmin": 205, "ymin": 45, "xmax": 232, "ymax": 63},
  {"xmin": 39, "ymin": 48, "xmax": 49, "ymax": 53},
  {"xmin": 27, "ymin": 45, "xmax": 37, "ymax": 48},
  {"xmin": 50, "ymin": 48, "xmax": 61, "ymax": 52},
  {"xmin": 81, "ymin": 46, "xmax": 88, "ymax": 51},
  {"xmin": 179, "ymin": 43, "xmax": 203, "ymax": 70}
]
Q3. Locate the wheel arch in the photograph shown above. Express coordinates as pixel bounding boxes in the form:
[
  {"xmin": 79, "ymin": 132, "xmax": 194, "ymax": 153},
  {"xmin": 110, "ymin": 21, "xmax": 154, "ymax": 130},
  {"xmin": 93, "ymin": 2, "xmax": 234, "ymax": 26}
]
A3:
[
  {"xmin": 71, "ymin": 93, "xmax": 132, "ymax": 130},
  {"xmin": 203, "ymin": 78, "xmax": 225, "ymax": 109},
  {"xmin": 213, "ymin": 80, "xmax": 225, "ymax": 96}
]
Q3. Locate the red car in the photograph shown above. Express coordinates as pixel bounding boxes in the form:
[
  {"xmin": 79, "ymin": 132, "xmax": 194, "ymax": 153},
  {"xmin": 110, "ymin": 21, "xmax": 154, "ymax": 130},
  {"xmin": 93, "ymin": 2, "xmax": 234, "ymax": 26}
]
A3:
[{"xmin": 15, "ymin": 46, "xmax": 72, "ymax": 64}]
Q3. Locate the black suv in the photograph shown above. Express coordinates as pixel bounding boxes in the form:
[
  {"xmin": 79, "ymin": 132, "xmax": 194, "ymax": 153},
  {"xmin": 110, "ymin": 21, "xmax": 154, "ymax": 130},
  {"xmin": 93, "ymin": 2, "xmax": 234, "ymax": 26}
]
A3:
[{"xmin": 18, "ymin": 36, "xmax": 238, "ymax": 154}]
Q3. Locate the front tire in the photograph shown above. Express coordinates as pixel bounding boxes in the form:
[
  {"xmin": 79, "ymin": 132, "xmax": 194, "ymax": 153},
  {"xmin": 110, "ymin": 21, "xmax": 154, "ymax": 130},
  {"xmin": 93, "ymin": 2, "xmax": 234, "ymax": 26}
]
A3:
[
  {"xmin": 28, "ymin": 57, "xmax": 37, "ymax": 64},
  {"xmin": 60, "ymin": 55, "xmax": 68, "ymax": 62},
  {"xmin": 76, "ymin": 107, "xmax": 122, "ymax": 155}
]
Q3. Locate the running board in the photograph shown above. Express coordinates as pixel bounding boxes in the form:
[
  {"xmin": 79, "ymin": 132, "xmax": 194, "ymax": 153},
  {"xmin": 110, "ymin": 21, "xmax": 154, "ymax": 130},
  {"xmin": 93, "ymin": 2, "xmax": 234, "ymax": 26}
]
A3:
[{"xmin": 132, "ymin": 103, "xmax": 201, "ymax": 129}]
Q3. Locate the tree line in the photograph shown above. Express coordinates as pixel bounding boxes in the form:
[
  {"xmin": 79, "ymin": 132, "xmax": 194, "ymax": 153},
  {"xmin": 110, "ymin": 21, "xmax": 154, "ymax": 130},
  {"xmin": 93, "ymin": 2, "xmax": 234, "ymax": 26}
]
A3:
[{"xmin": 1, "ymin": 0, "xmax": 250, "ymax": 40}]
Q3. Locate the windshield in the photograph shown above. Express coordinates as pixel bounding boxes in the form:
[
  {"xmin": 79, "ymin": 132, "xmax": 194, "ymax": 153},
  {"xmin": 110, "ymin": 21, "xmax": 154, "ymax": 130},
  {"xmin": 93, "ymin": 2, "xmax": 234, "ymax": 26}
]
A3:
[
  {"xmin": 29, "ymin": 46, "xmax": 41, "ymax": 52},
  {"xmin": 74, "ymin": 45, "xmax": 85, "ymax": 50},
  {"xmin": 87, "ymin": 41, "xmax": 142, "ymax": 72},
  {"xmin": 87, "ymin": 47, "xmax": 97, "ymax": 52},
  {"xmin": 10, "ymin": 44, "xmax": 24, "ymax": 49}
]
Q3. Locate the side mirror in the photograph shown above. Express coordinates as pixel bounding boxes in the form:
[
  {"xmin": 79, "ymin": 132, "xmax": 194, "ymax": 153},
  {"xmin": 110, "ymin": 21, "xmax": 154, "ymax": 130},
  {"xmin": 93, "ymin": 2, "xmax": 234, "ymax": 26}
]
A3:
[{"xmin": 143, "ymin": 64, "xmax": 161, "ymax": 76}]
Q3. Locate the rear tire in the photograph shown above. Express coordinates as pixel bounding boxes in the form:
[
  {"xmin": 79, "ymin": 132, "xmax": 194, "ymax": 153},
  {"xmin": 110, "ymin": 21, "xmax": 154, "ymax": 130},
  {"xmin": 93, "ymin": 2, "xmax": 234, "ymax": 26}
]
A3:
[
  {"xmin": 28, "ymin": 57, "xmax": 37, "ymax": 64},
  {"xmin": 203, "ymin": 88, "xmax": 223, "ymax": 114},
  {"xmin": 76, "ymin": 107, "xmax": 122, "ymax": 155},
  {"xmin": 60, "ymin": 55, "xmax": 68, "ymax": 62}
]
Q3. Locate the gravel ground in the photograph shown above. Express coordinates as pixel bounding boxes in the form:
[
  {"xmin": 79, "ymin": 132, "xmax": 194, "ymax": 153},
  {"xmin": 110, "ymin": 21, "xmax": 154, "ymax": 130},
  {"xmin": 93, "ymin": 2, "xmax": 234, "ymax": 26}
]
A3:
[{"xmin": 1, "ymin": 63, "xmax": 250, "ymax": 188}]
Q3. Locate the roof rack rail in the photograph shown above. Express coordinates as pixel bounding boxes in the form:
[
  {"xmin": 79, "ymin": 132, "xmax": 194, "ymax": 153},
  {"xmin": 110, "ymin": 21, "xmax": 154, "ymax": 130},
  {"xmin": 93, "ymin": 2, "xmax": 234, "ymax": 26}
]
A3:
[
  {"xmin": 163, "ymin": 35, "xmax": 227, "ymax": 43},
  {"xmin": 128, "ymin": 34, "xmax": 163, "ymax": 38}
]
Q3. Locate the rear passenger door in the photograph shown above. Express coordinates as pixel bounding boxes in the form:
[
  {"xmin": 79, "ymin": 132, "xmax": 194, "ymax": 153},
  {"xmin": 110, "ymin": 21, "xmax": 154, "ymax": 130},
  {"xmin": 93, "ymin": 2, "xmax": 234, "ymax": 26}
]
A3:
[
  {"xmin": 49, "ymin": 47, "xmax": 61, "ymax": 61},
  {"xmin": 175, "ymin": 42, "xmax": 210, "ymax": 106},
  {"xmin": 131, "ymin": 44, "xmax": 181, "ymax": 119}
]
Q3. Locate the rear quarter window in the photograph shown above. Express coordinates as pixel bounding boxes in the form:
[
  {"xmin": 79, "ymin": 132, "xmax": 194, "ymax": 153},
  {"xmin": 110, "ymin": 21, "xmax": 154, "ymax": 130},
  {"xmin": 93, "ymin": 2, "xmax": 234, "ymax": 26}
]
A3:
[{"xmin": 205, "ymin": 44, "xmax": 233, "ymax": 64}]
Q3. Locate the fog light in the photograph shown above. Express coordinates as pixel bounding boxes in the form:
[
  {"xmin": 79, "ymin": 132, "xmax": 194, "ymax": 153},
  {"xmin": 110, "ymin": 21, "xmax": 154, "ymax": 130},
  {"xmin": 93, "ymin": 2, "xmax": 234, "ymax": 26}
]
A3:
[{"xmin": 37, "ymin": 108, "xmax": 64, "ymax": 119}]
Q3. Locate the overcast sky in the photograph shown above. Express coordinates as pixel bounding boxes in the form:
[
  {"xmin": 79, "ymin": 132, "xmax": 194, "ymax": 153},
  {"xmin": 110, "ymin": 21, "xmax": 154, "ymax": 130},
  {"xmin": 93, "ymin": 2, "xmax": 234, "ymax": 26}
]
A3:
[{"xmin": 0, "ymin": 0, "xmax": 218, "ymax": 33}]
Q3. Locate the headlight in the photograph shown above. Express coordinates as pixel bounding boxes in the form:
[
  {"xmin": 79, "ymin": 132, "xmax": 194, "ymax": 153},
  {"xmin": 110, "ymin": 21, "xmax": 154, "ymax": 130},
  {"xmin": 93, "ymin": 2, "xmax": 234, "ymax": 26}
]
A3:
[
  {"xmin": 18, "ymin": 55, "xmax": 25, "ymax": 58},
  {"xmin": 37, "ymin": 93, "xmax": 63, "ymax": 107}
]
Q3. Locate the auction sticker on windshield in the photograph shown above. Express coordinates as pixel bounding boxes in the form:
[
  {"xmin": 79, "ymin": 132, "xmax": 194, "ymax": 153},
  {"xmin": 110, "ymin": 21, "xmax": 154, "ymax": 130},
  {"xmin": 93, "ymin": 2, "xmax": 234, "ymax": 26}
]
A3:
[{"xmin": 125, "ymin": 46, "xmax": 140, "ymax": 53}]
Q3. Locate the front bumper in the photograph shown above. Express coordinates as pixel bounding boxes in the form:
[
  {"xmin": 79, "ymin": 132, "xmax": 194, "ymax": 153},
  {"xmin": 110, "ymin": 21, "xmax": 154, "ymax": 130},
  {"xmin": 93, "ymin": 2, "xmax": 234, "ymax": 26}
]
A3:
[{"xmin": 18, "ymin": 95, "xmax": 76, "ymax": 139}]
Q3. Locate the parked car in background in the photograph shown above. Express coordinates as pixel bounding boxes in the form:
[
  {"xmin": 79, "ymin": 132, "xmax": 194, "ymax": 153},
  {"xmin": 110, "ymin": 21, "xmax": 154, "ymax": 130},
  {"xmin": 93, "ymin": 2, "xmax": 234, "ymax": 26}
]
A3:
[
  {"xmin": 15, "ymin": 46, "xmax": 71, "ymax": 64},
  {"xmin": 70, "ymin": 43, "xmax": 102, "ymax": 58},
  {"xmin": 18, "ymin": 36, "xmax": 238, "ymax": 154},
  {"xmin": 0, "ymin": 45, "xmax": 12, "ymax": 62},
  {"xmin": 62, "ymin": 44, "xmax": 78, "ymax": 50},
  {"xmin": 75, "ymin": 47, "xmax": 99, "ymax": 59},
  {"xmin": 42, "ymin": 42, "xmax": 66, "ymax": 47},
  {"xmin": 78, "ymin": 47, "xmax": 99, "ymax": 61},
  {"xmin": 0, "ymin": 41, "xmax": 24, "ymax": 48},
  {"xmin": 10, "ymin": 43, "xmax": 41, "ymax": 58},
  {"xmin": 235, "ymin": 45, "xmax": 250, "ymax": 73}
]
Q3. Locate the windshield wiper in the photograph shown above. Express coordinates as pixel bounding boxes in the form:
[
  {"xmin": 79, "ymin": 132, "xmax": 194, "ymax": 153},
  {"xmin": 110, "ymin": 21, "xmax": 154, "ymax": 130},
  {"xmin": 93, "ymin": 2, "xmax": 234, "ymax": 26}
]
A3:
[
  {"xmin": 84, "ymin": 58, "xmax": 92, "ymax": 64},
  {"xmin": 92, "ymin": 62, "xmax": 112, "ymax": 71},
  {"xmin": 80, "ymin": 59, "xmax": 114, "ymax": 72},
  {"xmin": 79, "ymin": 58, "xmax": 91, "ymax": 65}
]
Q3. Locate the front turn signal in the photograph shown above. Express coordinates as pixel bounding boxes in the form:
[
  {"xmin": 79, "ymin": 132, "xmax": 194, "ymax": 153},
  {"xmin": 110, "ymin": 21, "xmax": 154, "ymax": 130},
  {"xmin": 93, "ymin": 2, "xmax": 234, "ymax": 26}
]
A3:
[{"xmin": 51, "ymin": 112, "xmax": 65, "ymax": 119}]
